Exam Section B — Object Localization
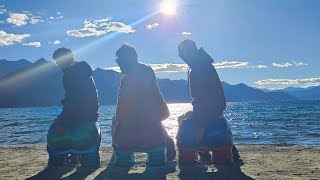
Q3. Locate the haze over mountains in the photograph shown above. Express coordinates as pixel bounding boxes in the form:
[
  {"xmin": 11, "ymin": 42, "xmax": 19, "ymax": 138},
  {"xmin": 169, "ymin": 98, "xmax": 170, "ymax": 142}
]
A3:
[{"xmin": 0, "ymin": 59, "xmax": 318, "ymax": 108}]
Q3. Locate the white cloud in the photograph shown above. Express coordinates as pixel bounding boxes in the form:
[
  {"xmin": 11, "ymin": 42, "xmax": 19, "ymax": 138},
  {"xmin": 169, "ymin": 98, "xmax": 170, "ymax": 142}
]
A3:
[
  {"xmin": 151, "ymin": 64, "xmax": 189, "ymax": 72},
  {"xmin": 53, "ymin": 40, "xmax": 60, "ymax": 45},
  {"xmin": 0, "ymin": 30, "xmax": 30, "ymax": 46},
  {"xmin": 30, "ymin": 15, "xmax": 43, "ymax": 24},
  {"xmin": 54, "ymin": 12, "xmax": 64, "ymax": 20},
  {"xmin": 66, "ymin": 18, "xmax": 135, "ymax": 37},
  {"xmin": 104, "ymin": 66, "xmax": 121, "ymax": 72},
  {"xmin": 49, "ymin": 40, "xmax": 61, "ymax": 45},
  {"xmin": 255, "ymin": 77, "xmax": 320, "ymax": 89},
  {"xmin": 104, "ymin": 64, "xmax": 188, "ymax": 73},
  {"xmin": 6, "ymin": 12, "xmax": 43, "ymax": 26},
  {"xmin": 149, "ymin": 62, "xmax": 251, "ymax": 72},
  {"xmin": 182, "ymin": 32, "xmax": 192, "ymax": 37},
  {"xmin": 105, "ymin": 61, "xmax": 266, "ymax": 73},
  {"xmin": 256, "ymin": 65, "xmax": 268, "ymax": 68},
  {"xmin": 56, "ymin": 15, "xmax": 63, "ymax": 20},
  {"xmin": 146, "ymin": 23, "xmax": 159, "ymax": 30},
  {"xmin": 214, "ymin": 61, "xmax": 250, "ymax": 69},
  {"xmin": 7, "ymin": 13, "xmax": 29, "ymax": 26},
  {"xmin": 272, "ymin": 62, "xmax": 292, "ymax": 67},
  {"xmin": 272, "ymin": 61, "xmax": 308, "ymax": 68},
  {"xmin": 0, "ymin": 6, "xmax": 6, "ymax": 14},
  {"xmin": 23, "ymin": 41, "xmax": 41, "ymax": 47},
  {"xmin": 94, "ymin": 17, "xmax": 111, "ymax": 23},
  {"xmin": 67, "ymin": 27, "xmax": 105, "ymax": 37},
  {"xmin": 293, "ymin": 61, "xmax": 308, "ymax": 66}
]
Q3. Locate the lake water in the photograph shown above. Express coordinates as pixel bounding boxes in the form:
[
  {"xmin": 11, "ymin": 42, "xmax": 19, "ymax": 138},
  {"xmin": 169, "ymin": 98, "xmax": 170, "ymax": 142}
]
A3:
[{"xmin": 0, "ymin": 101, "xmax": 319, "ymax": 146}]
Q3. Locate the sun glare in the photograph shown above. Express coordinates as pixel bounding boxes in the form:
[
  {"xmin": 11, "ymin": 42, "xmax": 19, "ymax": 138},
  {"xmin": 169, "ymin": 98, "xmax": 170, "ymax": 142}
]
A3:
[{"xmin": 160, "ymin": 0, "xmax": 177, "ymax": 16}]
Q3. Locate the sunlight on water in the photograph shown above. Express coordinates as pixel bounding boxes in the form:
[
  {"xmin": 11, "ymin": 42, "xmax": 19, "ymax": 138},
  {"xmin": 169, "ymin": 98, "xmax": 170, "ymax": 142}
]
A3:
[
  {"xmin": 0, "ymin": 101, "xmax": 319, "ymax": 146},
  {"xmin": 163, "ymin": 103, "xmax": 192, "ymax": 142}
]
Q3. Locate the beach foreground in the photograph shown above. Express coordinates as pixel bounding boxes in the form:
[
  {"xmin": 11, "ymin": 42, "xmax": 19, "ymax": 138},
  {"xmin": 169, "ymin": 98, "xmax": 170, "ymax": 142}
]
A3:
[{"xmin": 0, "ymin": 145, "xmax": 319, "ymax": 180}]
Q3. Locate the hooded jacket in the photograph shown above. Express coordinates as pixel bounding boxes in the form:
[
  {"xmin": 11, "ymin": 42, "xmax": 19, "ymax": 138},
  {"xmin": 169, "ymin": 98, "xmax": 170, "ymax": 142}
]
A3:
[
  {"xmin": 114, "ymin": 63, "xmax": 169, "ymax": 149},
  {"xmin": 188, "ymin": 49, "xmax": 226, "ymax": 127},
  {"xmin": 56, "ymin": 61, "xmax": 99, "ymax": 123}
]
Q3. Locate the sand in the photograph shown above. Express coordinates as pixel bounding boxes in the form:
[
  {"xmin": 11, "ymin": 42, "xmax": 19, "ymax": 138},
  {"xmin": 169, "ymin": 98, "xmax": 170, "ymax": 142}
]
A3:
[{"xmin": 0, "ymin": 145, "xmax": 319, "ymax": 180}]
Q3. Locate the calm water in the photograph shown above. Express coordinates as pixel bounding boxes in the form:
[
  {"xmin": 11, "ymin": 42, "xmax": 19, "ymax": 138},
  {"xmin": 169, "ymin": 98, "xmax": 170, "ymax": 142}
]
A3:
[{"xmin": 0, "ymin": 102, "xmax": 319, "ymax": 146}]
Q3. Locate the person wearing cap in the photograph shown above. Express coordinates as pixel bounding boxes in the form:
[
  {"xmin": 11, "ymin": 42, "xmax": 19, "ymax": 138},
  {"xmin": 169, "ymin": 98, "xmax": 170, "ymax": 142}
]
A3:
[
  {"xmin": 112, "ymin": 44, "xmax": 175, "ymax": 166},
  {"xmin": 46, "ymin": 47, "xmax": 101, "ymax": 168},
  {"xmin": 177, "ymin": 40, "xmax": 243, "ymax": 165}
]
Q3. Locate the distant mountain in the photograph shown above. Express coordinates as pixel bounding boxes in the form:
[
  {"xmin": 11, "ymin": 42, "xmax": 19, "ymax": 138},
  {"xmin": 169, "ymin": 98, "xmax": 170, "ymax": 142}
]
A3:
[
  {"xmin": 222, "ymin": 82, "xmax": 299, "ymax": 102},
  {"xmin": 0, "ymin": 59, "xmax": 32, "ymax": 77},
  {"xmin": 93, "ymin": 68, "xmax": 122, "ymax": 105},
  {"xmin": 0, "ymin": 59, "xmax": 303, "ymax": 107},
  {"xmin": 0, "ymin": 59, "xmax": 64, "ymax": 107},
  {"xmin": 92, "ymin": 69, "xmax": 192, "ymax": 104},
  {"xmin": 157, "ymin": 79, "xmax": 192, "ymax": 103},
  {"xmin": 277, "ymin": 86, "xmax": 320, "ymax": 100}
]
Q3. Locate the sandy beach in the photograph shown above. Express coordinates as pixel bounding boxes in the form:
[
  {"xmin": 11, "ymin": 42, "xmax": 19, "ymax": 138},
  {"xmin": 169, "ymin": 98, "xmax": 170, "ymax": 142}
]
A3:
[{"xmin": 0, "ymin": 145, "xmax": 319, "ymax": 180}]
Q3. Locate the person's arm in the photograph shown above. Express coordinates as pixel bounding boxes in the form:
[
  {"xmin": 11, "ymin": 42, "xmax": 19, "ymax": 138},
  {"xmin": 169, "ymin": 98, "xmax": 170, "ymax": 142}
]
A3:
[
  {"xmin": 151, "ymin": 68, "xmax": 170, "ymax": 120},
  {"xmin": 115, "ymin": 77, "xmax": 126, "ymax": 123},
  {"xmin": 189, "ymin": 69, "xmax": 207, "ymax": 101},
  {"xmin": 210, "ymin": 66, "xmax": 227, "ymax": 116},
  {"xmin": 189, "ymin": 69, "xmax": 211, "ymax": 127},
  {"xmin": 191, "ymin": 66, "xmax": 226, "ymax": 125},
  {"xmin": 55, "ymin": 68, "xmax": 76, "ymax": 122},
  {"xmin": 142, "ymin": 67, "xmax": 170, "ymax": 121},
  {"xmin": 56, "ymin": 61, "xmax": 97, "ymax": 122}
]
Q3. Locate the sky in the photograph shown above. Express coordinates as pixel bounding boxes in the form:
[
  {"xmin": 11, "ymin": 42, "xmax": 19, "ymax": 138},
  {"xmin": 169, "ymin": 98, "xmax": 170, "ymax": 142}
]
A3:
[{"xmin": 0, "ymin": 0, "xmax": 320, "ymax": 89}]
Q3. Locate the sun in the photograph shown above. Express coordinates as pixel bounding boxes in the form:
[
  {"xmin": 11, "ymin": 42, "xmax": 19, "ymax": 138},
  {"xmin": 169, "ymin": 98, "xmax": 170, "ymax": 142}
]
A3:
[{"xmin": 160, "ymin": 0, "xmax": 177, "ymax": 16}]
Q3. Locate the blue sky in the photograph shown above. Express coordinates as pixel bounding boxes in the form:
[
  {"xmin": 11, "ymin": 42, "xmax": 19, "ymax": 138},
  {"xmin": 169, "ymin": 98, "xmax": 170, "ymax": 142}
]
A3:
[{"xmin": 0, "ymin": 0, "xmax": 319, "ymax": 89}]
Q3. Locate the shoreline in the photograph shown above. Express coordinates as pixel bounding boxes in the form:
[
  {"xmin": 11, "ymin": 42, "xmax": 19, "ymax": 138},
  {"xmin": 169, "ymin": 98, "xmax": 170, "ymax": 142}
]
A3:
[
  {"xmin": 0, "ymin": 145, "xmax": 319, "ymax": 179},
  {"xmin": 2, "ymin": 143, "xmax": 320, "ymax": 148}
]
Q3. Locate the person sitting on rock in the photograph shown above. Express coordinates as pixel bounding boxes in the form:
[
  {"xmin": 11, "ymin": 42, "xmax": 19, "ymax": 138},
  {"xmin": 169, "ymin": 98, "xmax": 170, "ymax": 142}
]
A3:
[
  {"xmin": 112, "ymin": 44, "xmax": 175, "ymax": 167},
  {"xmin": 47, "ymin": 47, "xmax": 101, "ymax": 168},
  {"xmin": 177, "ymin": 40, "xmax": 243, "ymax": 165}
]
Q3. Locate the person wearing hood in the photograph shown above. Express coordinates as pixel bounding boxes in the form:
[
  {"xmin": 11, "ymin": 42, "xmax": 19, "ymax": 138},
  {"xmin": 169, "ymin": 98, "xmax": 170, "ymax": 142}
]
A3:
[
  {"xmin": 112, "ymin": 44, "xmax": 175, "ymax": 166},
  {"xmin": 47, "ymin": 47, "xmax": 101, "ymax": 168},
  {"xmin": 177, "ymin": 40, "xmax": 243, "ymax": 165},
  {"xmin": 54, "ymin": 48, "xmax": 99, "ymax": 123}
]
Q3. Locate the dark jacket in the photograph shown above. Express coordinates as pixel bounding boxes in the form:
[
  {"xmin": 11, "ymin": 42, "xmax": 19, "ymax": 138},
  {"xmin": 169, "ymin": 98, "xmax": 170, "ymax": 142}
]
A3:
[
  {"xmin": 189, "ymin": 51, "xmax": 226, "ymax": 127},
  {"xmin": 114, "ymin": 63, "xmax": 169, "ymax": 149},
  {"xmin": 56, "ymin": 61, "xmax": 99, "ymax": 122}
]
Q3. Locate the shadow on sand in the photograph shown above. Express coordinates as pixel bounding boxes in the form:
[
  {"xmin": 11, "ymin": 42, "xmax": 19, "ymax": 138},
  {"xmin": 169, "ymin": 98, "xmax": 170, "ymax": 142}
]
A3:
[
  {"xmin": 178, "ymin": 164, "xmax": 253, "ymax": 180},
  {"xmin": 26, "ymin": 164, "xmax": 99, "ymax": 180},
  {"xmin": 94, "ymin": 153, "xmax": 177, "ymax": 180},
  {"xmin": 27, "ymin": 153, "xmax": 253, "ymax": 180}
]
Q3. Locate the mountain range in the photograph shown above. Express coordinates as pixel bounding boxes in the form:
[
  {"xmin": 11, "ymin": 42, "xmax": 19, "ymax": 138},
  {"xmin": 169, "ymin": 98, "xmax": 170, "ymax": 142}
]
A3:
[{"xmin": 0, "ymin": 58, "xmax": 318, "ymax": 108}]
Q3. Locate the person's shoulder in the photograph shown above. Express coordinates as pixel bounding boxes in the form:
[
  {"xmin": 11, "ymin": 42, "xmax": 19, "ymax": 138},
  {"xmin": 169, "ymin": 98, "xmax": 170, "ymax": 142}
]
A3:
[
  {"xmin": 139, "ymin": 63, "xmax": 154, "ymax": 74},
  {"xmin": 73, "ymin": 61, "xmax": 91, "ymax": 69},
  {"xmin": 70, "ymin": 61, "xmax": 93, "ymax": 76}
]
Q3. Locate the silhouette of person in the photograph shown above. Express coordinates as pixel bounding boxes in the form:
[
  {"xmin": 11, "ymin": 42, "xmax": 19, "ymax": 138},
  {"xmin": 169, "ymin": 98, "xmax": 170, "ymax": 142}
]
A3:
[
  {"xmin": 47, "ymin": 47, "xmax": 101, "ymax": 167},
  {"xmin": 53, "ymin": 48, "xmax": 99, "ymax": 123},
  {"xmin": 112, "ymin": 44, "xmax": 175, "ymax": 165},
  {"xmin": 178, "ymin": 40, "xmax": 243, "ymax": 164}
]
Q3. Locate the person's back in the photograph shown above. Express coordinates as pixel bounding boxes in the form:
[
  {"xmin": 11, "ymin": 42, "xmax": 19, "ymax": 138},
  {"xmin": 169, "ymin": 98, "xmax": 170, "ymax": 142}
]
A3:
[
  {"xmin": 115, "ymin": 62, "xmax": 169, "ymax": 149},
  {"xmin": 47, "ymin": 47, "xmax": 101, "ymax": 168},
  {"xmin": 112, "ymin": 44, "xmax": 173, "ymax": 167},
  {"xmin": 177, "ymin": 40, "xmax": 243, "ymax": 165},
  {"xmin": 59, "ymin": 61, "xmax": 99, "ymax": 122},
  {"xmin": 189, "ymin": 60, "xmax": 226, "ymax": 123}
]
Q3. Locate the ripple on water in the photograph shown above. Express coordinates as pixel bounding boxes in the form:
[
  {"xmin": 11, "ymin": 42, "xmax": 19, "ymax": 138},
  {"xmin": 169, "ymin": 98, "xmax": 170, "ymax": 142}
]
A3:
[{"xmin": 0, "ymin": 101, "xmax": 320, "ymax": 146}]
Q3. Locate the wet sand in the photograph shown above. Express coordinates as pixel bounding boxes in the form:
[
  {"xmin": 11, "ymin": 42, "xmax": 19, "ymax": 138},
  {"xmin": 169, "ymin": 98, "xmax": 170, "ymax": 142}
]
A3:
[{"xmin": 0, "ymin": 145, "xmax": 319, "ymax": 180}]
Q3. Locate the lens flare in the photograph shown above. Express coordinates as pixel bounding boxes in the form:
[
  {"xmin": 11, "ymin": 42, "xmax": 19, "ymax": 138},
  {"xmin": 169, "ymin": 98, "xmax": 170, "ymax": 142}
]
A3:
[{"xmin": 160, "ymin": 0, "xmax": 177, "ymax": 16}]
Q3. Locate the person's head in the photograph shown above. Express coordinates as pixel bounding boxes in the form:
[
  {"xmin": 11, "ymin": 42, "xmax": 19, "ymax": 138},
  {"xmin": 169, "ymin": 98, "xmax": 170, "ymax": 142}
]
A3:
[
  {"xmin": 52, "ymin": 47, "xmax": 74, "ymax": 71},
  {"xmin": 178, "ymin": 39, "xmax": 199, "ymax": 66},
  {"xmin": 115, "ymin": 44, "xmax": 138, "ymax": 74}
]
